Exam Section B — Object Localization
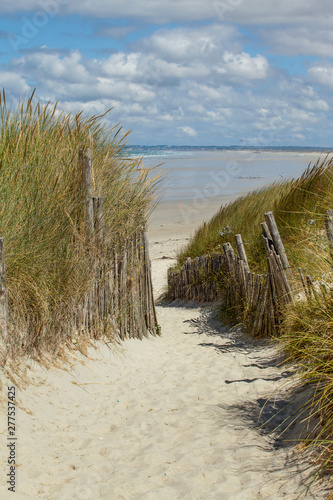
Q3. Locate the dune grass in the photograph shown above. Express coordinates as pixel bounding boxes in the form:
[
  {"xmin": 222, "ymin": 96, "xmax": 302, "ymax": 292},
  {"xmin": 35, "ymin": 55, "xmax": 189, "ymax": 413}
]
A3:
[
  {"xmin": 278, "ymin": 286, "xmax": 333, "ymax": 486},
  {"xmin": 0, "ymin": 90, "xmax": 160, "ymax": 357},
  {"xmin": 177, "ymin": 154, "xmax": 333, "ymax": 278}
]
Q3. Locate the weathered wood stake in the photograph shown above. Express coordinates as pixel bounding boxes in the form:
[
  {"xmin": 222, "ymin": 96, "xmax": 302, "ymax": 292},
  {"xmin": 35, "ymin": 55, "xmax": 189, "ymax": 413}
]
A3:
[
  {"xmin": 264, "ymin": 211, "xmax": 290, "ymax": 270},
  {"xmin": 235, "ymin": 234, "xmax": 250, "ymax": 271},
  {"xmin": 261, "ymin": 222, "xmax": 273, "ymax": 243}
]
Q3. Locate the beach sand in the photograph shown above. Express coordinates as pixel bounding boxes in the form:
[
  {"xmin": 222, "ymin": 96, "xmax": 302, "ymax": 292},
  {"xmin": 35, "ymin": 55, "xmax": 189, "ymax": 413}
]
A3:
[{"xmin": 0, "ymin": 195, "xmax": 331, "ymax": 499}]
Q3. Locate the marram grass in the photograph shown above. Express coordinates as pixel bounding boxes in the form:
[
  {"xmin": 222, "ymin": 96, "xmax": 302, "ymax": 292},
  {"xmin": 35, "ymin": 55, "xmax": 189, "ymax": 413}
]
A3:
[
  {"xmin": 0, "ymin": 90, "xmax": 160, "ymax": 356},
  {"xmin": 278, "ymin": 286, "xmax": 333, "ymax": 485}
]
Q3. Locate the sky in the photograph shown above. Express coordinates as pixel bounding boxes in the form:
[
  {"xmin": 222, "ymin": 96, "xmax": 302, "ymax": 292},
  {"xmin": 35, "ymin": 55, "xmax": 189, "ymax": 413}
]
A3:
[{"xmin": 0, "ymin": 0, "xmax": 333, "ymax": 146}]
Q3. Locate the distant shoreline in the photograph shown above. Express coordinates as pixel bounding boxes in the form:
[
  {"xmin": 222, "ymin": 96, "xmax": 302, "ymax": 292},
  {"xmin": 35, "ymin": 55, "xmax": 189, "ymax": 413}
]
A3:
[
  {"xmin": 123, "ymin": 145, "xmax": 333, "ymax": 158},
  {"xmin": 148, "ymin": 149, "xmax": 331, "ymax": 242}
]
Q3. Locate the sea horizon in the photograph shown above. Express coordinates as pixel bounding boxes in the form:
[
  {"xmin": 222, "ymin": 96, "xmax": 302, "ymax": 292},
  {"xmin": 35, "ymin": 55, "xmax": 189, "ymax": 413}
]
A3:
[
  {"xmin": 123, "ymin": 144, "xmax": 333, "ymax": 159},
  {"xmin": 125, "ymin": 146, "xmax": 331, "ymax": 203}
]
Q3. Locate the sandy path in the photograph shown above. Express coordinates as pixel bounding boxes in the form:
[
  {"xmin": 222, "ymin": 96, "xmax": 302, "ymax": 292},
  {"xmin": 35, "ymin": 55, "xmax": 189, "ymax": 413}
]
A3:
[
  {"xmin": 0, "ymin": 225, "xmax": 329, "ymax": 499},
  {"xmin": 0, "ymin": 302, "xmax": 325, "ymax": 499}
]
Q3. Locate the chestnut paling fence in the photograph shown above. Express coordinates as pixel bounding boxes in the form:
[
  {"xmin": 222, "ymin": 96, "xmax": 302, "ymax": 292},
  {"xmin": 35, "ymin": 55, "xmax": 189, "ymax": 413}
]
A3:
[
  {"xmin": 73, "ymin": 227, "xmax": 158, "ymax": 342},
  {"xmin": 167, "ymin": 211, "xmax": 313, "ymax": 337},
  {"xmin": 0, "ymin": 149, "xmax": 159, "ymax": 364},
  {"xmin": 77, "ymin": 148, "xmax": 158, "ymax": 341}
]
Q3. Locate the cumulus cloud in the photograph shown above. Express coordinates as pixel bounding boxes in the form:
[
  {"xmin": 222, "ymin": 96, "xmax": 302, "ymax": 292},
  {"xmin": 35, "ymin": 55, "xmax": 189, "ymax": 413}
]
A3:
[
  {"xmin": 178, "ymin": 126, "xmax": 197, "ymax": 137},
  {"xmin": 216, "ymin": 52, "xmax": 269, "ymax": 82},
  {"xmin": 0, "ymin": 6, "xmax": 332, "ymax": 146},
  {"xmin": 138, "ymin": 24, "xmax": 241, "ymax": 61},
  {"xmin": 7, "ymin": 24, "xmax": 265, "ymax": 98},
  {"xmin": 308, "ymin": 63, "xmax": 333, "ymax": 89},
  {"xmin": 0, "ymin": 71, "xmax": 30, "ymax": 95},
  {"xmin": 0, "ymin": 45, "xmax": 274, "ymax": 143},
  {"xmin": 12, "ymin": 50, "xmax": 91, "ymax": 84}
]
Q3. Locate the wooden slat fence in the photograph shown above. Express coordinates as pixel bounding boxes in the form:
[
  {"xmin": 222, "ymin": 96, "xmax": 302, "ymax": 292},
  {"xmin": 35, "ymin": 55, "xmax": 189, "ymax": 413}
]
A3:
[
  {"xmin": 167, "ymin": 211, "xmax": 294, "ymax": 337},
  {"xmin": 74, "ymin": 226, "xmax": 158, "ymax": 342},
  {"xmin": 71, "ymin": 148, "xmax": 158, "ymax": 342}
]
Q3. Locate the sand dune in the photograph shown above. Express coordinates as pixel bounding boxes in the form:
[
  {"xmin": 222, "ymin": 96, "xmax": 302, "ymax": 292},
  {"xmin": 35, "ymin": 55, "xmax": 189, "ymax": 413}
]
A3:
[{"xmin": 0, "ymin": 213, "xmax": 330, "ymax": 499}]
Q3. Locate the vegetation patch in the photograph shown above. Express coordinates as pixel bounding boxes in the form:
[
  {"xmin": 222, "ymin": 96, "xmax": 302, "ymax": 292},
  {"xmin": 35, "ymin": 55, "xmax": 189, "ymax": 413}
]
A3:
[{"xmin": 0, "ymin": 90, "xmax": 160, "ymax": 359}]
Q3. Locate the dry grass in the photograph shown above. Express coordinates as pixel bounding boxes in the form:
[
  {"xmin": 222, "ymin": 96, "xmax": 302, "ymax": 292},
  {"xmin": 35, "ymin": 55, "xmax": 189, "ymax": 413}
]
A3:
[
  {"xmin": 278, "ymin": 284, "xmax": 333, "ymax": 486},
  {"xmin": 0, "ymin": 90, "xmax": 160, "ymax": 358}
]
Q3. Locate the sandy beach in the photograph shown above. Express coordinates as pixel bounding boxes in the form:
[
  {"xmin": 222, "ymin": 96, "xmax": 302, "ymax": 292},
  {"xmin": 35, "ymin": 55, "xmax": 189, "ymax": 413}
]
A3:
[{"xmin": 0, "ymin": 192, "xmax": 331, "ymax": 499}]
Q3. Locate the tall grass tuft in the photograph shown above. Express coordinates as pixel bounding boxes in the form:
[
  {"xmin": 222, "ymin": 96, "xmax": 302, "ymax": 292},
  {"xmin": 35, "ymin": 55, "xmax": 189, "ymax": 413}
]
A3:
[
  {"xmin": 279, "ymin": 284, "xmax": 333, "ymax": 484},
  {"xmin": 0, "ymin": 90, "xmax": 160, "ymax": 357}
]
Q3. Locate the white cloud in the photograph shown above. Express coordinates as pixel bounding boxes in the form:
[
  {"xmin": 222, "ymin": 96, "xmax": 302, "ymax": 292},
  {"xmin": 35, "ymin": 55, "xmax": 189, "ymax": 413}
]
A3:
[
  {"xmin": 102, "ymin": 51, "xmax": 210, "ymax": 84},
  {"xmin": 138, "ymin": 25, "xmax": 240, "ymax": 61},
  {"xmin": 187, "ymin": 83, "xmax": 235, "ymax": 105},
  {"xmin": 216, "ymin": 52, "xmax": 269, "ymax": 81},
  {"xmin": 160, "ymin": 114, "xmax": 174, "ymax": 121},
  {"xmin": 308, "ymin": 64, "xmax": 333, "ymax": 89},
  {"xmin": 133, "ymin": 26, "xmax": 268, "ymax": 84},
  {"xmin": 12, "ymin": 50, "xmax": 91, "ymax": 84},
  {"xmin": 103, "ymin": 53, "xmax": 141, "ymax": 79},
  {"xmin": 152, "ymin": 59, "xmax": 210, "ymax": 81},
  {"xmin": 0, "ymin": 15, "xmax": 332, "ymax": 146},
  {"xmin": 9, "ymin": 23, "xmax": 267, "ymax": 100},
  {"xmin": 302, "ymin": 98, "xmax": 329, "ymax": 112},
  {"xmin": 0, "ymin": 71, "xmax": 30, "ymax": 95},
  {"xmin": 178, "ymin": 126, "xmax": 197, "ymax": 137}
]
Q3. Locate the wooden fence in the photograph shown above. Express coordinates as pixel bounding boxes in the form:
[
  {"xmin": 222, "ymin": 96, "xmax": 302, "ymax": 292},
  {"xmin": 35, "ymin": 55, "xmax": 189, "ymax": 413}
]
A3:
[
  {"xmin": 0, "ymin": 149, "xmax": 158, "ymax": 364},
  {"xmin": 167, "ymin": 211, "xmax": 294, "ymax": 337},
  {"xmin": 73, "ymin": 226, "xmax": 158, "ymax": 342},
  {"xmin": 75, "ymin": 148, "xmax": 158, "ymax": 341}
]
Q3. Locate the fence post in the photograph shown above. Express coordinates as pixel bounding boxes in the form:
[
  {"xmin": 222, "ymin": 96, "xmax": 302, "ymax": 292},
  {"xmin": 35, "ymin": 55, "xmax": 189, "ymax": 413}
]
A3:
[
  {"xmin": 264, "ymin": 211, "xmax": 290, "ymax": 270},
  {"xmin": 0, "ymin": 238, "xmax": 8, "ymax": 364},
  {"xmin": 143, "ymin": 229, "xmax": 158, "ymax": 334},
  {"xmin": 261, "ymin": 222, "xmax": 273, "ymax": 242},
  {"xmin": 235, "ymin": 234, "xmax": 250, "ymax": 271}
]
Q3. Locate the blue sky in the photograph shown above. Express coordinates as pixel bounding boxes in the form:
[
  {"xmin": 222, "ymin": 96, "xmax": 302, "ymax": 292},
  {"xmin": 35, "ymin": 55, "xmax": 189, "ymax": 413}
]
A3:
[{"xmin": 0, "ymin": 0, "xmax": 333, "ymax": 146}]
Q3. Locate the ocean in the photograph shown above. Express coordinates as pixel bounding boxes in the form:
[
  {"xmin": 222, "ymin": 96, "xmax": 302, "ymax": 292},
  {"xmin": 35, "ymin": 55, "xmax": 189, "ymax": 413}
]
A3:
[{"xmin": 123, "ymin": 146, "xmax": 332, "ymax": 203}]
